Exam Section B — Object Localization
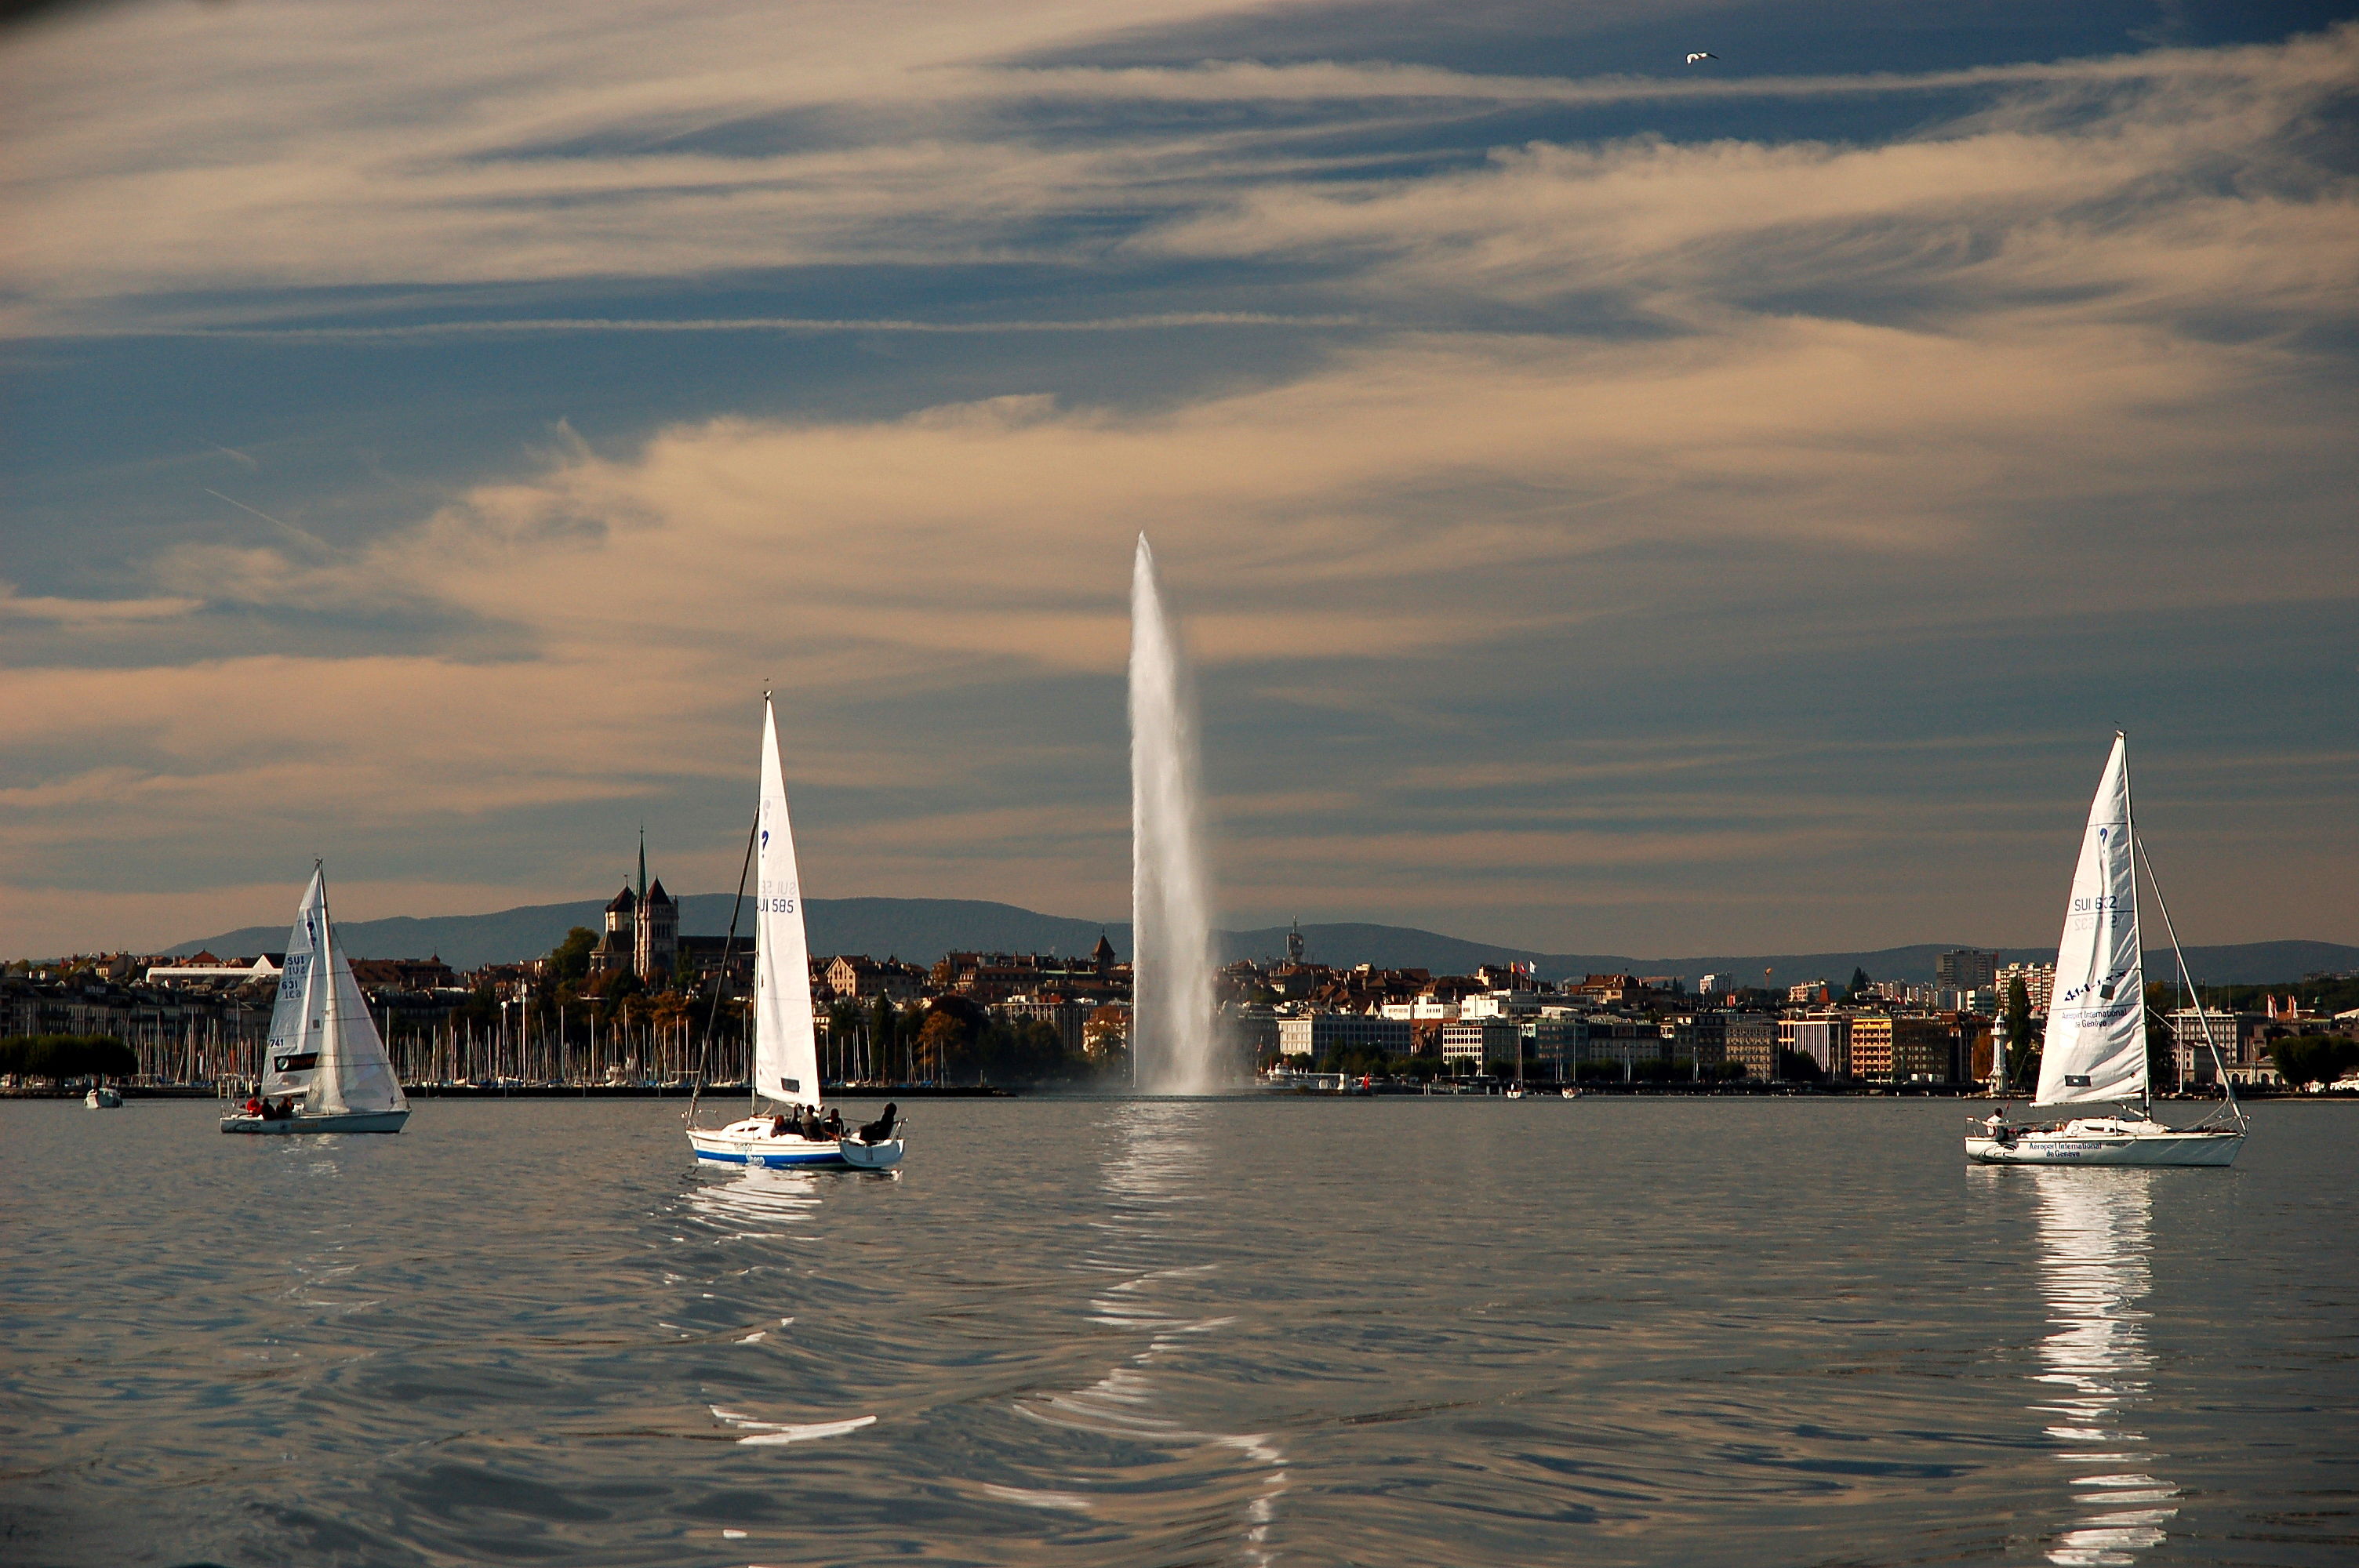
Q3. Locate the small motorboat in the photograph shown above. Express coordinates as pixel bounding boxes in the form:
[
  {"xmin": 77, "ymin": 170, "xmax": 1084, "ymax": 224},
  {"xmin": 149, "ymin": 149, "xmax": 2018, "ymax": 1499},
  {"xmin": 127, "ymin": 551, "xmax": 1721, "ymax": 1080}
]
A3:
[
  {"xmin": 1560, "ymin": 1087, "xmax": 1581, "ymax": 1099},
  {"xmin": 839, "ymin": 1104, "xmax": 906, "ymax": 1170},
  {"xmin": 85, "ymin": 1085, "xmax": 122, "ymax": 1109}
]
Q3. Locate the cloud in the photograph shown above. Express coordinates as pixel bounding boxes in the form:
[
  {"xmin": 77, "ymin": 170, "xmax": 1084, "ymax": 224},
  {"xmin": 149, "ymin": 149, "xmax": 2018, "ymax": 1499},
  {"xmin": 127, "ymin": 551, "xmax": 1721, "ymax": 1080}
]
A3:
[
  {"xmin": 0, "ymin": 583, "xmax": 203, "ymax": 624},
  {"xmin": 67, "ymin": 312, "xmax": 1363, "ymax": 342},
  {"xmin": 1, "ymin": 5, "xmax": 2353, "ymax": 951},
  {"xmin": 5, "ymin": 3, "xmax": 2350, "ymax": 334},
  {"xmin": 1135, "ymin": 29, "xmax": 2359, "ymax": 332},
  {"xmin": 15, "ymin": 277, "xmax": 2334, "ymax": 925}
]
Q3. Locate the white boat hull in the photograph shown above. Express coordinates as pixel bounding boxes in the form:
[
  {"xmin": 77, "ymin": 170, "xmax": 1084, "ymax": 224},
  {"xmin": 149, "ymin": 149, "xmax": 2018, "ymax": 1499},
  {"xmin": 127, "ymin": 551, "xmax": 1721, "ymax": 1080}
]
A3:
[
  {"xmin": 1965, "ymin": 1119, "xmax": 2242, "ymax": 1167},
  {"xmin": 688, "ymin": 1116, "xmax": 905, "ymax": 1171},
  {"xmin": 221, "ymin": 1109, "xmax": 410, "ymax": 1135}
]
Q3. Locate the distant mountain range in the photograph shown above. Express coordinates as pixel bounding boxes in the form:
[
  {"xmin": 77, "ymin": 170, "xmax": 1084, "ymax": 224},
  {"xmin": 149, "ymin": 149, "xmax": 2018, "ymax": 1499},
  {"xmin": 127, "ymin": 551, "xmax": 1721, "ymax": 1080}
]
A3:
[{"xmin": 166, "ymin": 895, "xmax": 2359, "ymax": 987}]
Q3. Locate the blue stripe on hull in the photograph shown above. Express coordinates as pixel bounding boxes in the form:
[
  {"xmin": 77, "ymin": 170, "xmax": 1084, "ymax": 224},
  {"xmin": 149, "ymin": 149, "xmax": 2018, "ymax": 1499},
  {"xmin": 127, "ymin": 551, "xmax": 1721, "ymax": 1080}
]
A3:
[{"xmin": 692, "ymin": 1148, "xmax": 849, "ymax": 1168}]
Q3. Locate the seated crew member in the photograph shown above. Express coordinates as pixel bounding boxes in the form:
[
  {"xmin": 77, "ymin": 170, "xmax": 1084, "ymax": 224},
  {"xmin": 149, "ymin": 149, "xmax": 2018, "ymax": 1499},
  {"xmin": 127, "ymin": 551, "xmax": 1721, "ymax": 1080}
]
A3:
[
  {"xmin": 770, "ymin": 1112, "xmax": 790, "ymax": 1137},
  {"xmin": 244, "ymin": 1094, "xmax": 264, "ymax": 1118}
]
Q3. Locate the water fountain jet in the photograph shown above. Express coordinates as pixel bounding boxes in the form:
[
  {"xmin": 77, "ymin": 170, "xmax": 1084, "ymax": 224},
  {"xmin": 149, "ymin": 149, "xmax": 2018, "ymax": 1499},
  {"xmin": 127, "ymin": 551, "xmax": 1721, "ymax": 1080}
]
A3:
[{"xmin": 1129, "ymin": 535, "xmax": 1220, "ymax": 1094}]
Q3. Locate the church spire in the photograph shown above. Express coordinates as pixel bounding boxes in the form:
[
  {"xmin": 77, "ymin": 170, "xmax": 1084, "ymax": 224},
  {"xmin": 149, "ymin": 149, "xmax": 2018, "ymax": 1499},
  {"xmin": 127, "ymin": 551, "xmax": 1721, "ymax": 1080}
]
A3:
[{"xmin": 638, "ymin": 826, "xmax": 648, "ymax": 902}]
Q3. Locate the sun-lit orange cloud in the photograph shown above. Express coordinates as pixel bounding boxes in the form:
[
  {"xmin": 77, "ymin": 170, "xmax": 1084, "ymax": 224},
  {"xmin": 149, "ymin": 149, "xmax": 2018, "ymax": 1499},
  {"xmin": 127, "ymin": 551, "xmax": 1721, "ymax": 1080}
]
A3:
[
  {"xmin": 5, "ymin": 289, "xmax": 2340, "ymax": 949},
  {"xmin": 2, "ymin": 7, "xmax": 2353, "ymax": 954}
]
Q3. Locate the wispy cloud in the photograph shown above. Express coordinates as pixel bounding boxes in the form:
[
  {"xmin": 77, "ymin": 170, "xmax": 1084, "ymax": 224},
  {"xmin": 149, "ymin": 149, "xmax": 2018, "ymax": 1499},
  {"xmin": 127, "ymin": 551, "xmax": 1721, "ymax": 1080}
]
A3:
[
  {"xmin": 0, "ymin": 583, "xmax": 203, "ymax": 625},
  {"xmin": 61, "ymin": 311, "xmax": 1362, "ymax": 342}
]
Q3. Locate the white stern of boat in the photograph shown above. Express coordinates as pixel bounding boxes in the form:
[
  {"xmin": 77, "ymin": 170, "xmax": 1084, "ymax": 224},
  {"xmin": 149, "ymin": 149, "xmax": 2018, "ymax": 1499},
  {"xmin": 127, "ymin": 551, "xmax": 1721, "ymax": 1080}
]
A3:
[{"xmin": 837, "ymin": 1135, "xmax": 905, "ymax": 1170}]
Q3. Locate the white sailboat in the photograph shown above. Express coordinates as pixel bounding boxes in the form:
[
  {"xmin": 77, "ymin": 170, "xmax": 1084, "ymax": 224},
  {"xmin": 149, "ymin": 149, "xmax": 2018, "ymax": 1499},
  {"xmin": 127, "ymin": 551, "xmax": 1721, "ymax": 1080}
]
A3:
[
  {"xmin": 1966, "ymin": 735, "xmax": 2245, "ymax": 1167},
  {"xmin": 685, "ymin": 697, "xmax": 904, "ymax": 1171},
  {"xmin": 221, "ymin": 865, "xmax": 411, "ymax": 1135}
]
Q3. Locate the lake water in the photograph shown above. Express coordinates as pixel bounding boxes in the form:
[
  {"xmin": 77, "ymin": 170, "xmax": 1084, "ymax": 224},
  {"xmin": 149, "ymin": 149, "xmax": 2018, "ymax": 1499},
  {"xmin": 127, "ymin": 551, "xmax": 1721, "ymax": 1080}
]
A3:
[{"xmin": 3, "ymin": 1096, "xmax": 2353, "ymax": 1567}]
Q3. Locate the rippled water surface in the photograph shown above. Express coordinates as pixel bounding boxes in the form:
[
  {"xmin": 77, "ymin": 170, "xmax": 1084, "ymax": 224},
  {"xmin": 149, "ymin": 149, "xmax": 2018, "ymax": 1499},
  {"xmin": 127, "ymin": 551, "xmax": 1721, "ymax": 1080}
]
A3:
[{"xmin": 4, "ymin": 1097, "xmax": 2354, "ymax": 1566}]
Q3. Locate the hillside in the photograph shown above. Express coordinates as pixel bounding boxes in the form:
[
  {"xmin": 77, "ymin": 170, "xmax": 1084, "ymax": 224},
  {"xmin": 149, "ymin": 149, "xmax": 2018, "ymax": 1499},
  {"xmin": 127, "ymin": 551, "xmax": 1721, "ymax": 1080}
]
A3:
[{"xmin": 167, "ymin": 898, "xmax": 2359, "ymax": 987}]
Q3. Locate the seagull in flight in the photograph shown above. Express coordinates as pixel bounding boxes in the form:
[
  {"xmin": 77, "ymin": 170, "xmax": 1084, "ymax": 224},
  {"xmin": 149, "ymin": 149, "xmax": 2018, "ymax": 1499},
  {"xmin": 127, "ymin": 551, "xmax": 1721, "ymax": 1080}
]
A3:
[{"xmin": 1685, "ymin": 51, "xmax": 1717, "ymax": 64}]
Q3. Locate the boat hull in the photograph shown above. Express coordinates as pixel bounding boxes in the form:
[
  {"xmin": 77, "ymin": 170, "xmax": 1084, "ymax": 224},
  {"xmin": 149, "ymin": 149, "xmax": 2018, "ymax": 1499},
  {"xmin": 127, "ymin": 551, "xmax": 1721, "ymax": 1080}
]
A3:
[
  {"xmin": 688, "ymin": 1118, "xmax": 907, "ymax": 1171},
  {"xmin": 689, "ymin": 1123, "xmax": 849, "ymax": 1169},
  {"xmin": 221, "ymin": 1109, "xmax": 409, "ymax": 1135},
  {"xmin": 85, "ymin": 1087, "xmax": 122, "ymax": 1109},
  {"xmin": 1965, "ymin": 1127, "xmax": 2242, "ymax": 1166}
]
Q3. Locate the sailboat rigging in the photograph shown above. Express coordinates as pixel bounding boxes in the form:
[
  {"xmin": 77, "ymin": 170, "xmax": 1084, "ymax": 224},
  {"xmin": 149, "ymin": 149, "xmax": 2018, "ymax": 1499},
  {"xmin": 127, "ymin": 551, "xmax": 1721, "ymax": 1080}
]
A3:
[
  {"xmin": 1965, "ymin": 734, "xmax": 2245, "ymax": 1167},
  {"xmin": 220, "ymin": 865, "xmax": 411, "ymax": 1135},
  {"xmin": 685, "ymin": 695, "xmax": 906, "ymax": 1171}
]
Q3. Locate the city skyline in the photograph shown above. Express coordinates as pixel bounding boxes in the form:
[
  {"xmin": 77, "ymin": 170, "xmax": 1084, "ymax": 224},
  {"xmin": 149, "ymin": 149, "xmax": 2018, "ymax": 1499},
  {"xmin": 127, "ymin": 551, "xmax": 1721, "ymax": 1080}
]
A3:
[{"xmin": 4, "ymin": 2, "xmax": 2354, "ymax": 958}]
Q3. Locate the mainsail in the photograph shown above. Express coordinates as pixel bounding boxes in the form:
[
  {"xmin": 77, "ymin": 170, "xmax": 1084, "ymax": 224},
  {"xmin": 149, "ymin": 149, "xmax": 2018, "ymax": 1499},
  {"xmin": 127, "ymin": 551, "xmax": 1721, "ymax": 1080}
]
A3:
[
  {"xmin": 751, "ymin": 699, "xmax": 820, "ymax": 1107},
  {"xmin": 2035, "ymin": 735, "xmax": 2147, "ymax": 1106}
]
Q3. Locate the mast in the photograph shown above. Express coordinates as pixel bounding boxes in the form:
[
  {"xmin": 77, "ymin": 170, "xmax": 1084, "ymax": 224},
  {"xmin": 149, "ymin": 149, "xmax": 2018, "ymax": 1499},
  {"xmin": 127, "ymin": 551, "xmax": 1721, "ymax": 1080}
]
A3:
[{"xmin": 2122, "ymin": 734, "xmax": 2148, "ymax": 1114}]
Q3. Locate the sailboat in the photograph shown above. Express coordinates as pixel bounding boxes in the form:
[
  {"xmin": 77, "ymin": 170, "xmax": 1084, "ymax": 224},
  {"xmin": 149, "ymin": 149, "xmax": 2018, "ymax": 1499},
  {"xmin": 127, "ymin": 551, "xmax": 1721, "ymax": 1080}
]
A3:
[
  {"xmin": 220, "ymin": 865, "xmax": 411, "ymax": 1135},
  {"xmin": 685, "ymin": 697, "xmax": 905, "ymax": 1171},
  {"xmin": 1965, "ymin": 734, "xmax": 2245, "ymax": 1167}
]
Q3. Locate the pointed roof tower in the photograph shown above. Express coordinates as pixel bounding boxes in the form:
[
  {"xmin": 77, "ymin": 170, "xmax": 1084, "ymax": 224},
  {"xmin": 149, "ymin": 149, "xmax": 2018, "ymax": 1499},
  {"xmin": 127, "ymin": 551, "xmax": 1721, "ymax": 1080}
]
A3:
[
  {"xmin": 638, "ymin": 826, "xmax": 648, "ymax": 903},
  {"xmin": 1092, "ymin": 931, "xmax": 1118, "ymax": 971}
]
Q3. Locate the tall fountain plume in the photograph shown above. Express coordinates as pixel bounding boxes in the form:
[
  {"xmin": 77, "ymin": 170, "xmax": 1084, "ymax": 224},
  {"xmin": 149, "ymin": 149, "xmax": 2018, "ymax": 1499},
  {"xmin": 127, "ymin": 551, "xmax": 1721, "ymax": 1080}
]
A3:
[{"xmin": 1129, "ymin": 534, "xmax": 1219, "ymax": 1094}]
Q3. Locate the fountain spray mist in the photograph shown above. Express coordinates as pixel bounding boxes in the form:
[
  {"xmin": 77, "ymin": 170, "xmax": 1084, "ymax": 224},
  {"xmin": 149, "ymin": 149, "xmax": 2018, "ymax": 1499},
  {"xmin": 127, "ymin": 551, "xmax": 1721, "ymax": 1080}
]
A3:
[{"xmin": 1129, "ymin": 535, "xmax": 1220, "ymax": 1094}]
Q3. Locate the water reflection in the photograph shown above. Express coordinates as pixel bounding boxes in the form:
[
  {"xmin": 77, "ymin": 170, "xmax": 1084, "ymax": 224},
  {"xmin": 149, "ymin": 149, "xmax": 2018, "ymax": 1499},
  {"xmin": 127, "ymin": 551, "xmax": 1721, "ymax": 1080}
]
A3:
[
  {"xmin": 2030, "ymin": 1170, "xmax": 2179, "ymax": 1566},
  {"xmin": 1016, "ymin": 1101, "xmax": 1289, "ymax": 1563},
  {"xmin": 682, "ymin": 1163, "xmax": 823, "ymax": 1238}
]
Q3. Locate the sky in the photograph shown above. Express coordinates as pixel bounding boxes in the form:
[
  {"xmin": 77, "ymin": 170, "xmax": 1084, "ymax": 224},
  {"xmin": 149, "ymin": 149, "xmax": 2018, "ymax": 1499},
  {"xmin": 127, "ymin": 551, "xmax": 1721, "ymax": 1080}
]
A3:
[{"xmin": 1, "ymin": 0, "xmax": 2354, "ymax": 960}]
